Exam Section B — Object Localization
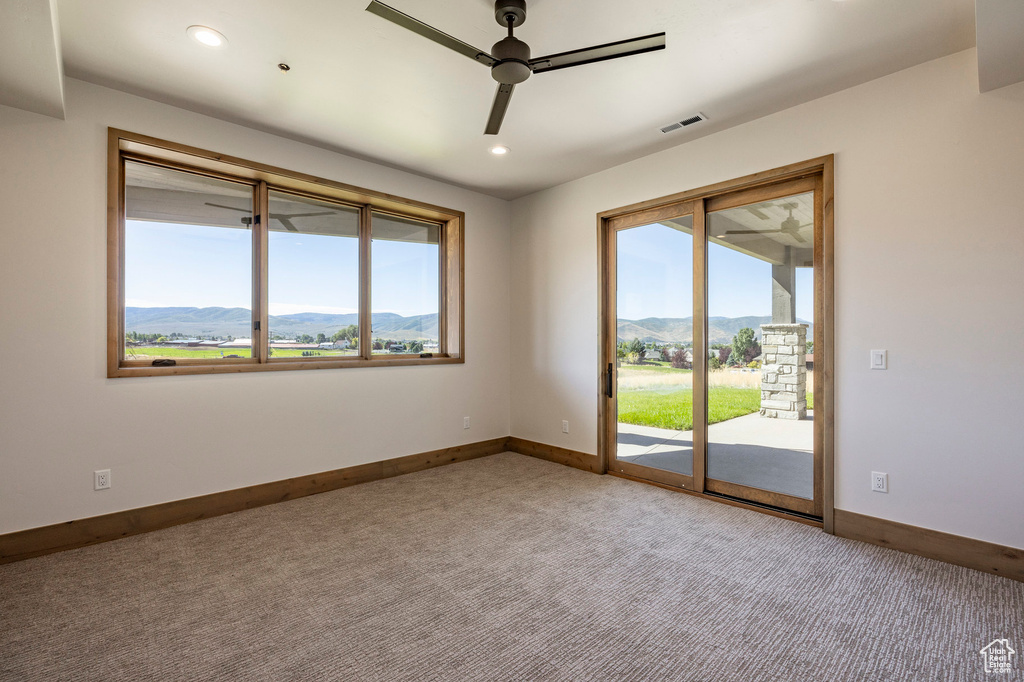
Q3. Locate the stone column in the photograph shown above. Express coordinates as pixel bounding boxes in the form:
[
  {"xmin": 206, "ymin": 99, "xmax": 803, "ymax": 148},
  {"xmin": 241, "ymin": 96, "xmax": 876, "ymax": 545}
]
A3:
[
  {"xmin": 771, "ymin": 247, "xmax": 796, "ymax": 324},
  {"xmin": 759, "ymin": 323, "xmax": 808, "ymax": 420}
]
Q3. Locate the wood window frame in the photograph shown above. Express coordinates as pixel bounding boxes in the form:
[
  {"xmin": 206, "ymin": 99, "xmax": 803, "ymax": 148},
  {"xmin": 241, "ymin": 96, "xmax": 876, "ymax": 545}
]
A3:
[
  {"xmin": 107, "ymin": 128, "xmax": 465, "ymax": 378},
  {"xmin": 597, "ymin": 155, "xmax": 835, "ymax": 531}
]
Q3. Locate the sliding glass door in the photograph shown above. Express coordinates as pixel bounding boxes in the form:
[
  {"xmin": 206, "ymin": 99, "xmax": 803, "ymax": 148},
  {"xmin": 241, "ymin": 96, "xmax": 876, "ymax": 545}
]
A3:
[{"xmin": 601, "ymin": 163, "xmax": 830, "ymax": 521}]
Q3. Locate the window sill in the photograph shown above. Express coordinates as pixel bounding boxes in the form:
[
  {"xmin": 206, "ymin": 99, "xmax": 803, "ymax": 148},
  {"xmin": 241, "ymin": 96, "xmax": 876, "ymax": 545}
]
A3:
[{"xmin": 109, "ymin": 354, "xmax": 464, "ymax": 378}]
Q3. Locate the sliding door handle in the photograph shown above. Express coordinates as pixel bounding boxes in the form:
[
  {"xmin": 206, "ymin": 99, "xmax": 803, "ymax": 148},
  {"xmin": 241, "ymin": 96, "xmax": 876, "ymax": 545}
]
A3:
[{"xmin": 606, "ymin": 362, "xmax": 614, "ymax": 398}]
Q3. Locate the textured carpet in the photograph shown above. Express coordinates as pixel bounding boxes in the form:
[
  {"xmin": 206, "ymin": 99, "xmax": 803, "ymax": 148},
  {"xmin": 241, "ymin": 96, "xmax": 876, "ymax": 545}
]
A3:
[{"xmin": 1, "ymin": 453, "xmax": 1021, "ymax": 681}]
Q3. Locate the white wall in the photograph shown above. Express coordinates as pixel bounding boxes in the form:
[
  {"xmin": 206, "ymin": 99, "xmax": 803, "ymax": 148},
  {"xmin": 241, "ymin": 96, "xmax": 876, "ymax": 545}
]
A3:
[
  {"xmin": 0, "ymin": 79, "xmax": 511, "ymax": 534},
  {"xmin": 510, "ymin": 49, "xmax": 1024, "ymax": 548}
]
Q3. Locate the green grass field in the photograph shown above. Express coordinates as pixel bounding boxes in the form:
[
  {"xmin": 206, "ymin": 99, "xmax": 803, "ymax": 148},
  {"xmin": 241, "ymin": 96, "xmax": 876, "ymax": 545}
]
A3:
[
  {"xmin": 617, "ymin": 387, "xmax": 761, "ymax": 431},
  {"xmin": 125, "ymin": 347, "xmax": 356, "ymax": 359}
]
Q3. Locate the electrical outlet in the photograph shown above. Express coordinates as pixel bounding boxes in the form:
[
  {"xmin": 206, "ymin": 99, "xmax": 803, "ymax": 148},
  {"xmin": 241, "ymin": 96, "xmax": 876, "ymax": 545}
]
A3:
[
  {"xmin": 94, "ymin": 469, "xmax": 111, "ymax": 491},
  {"xmin": 562, "ymin": 420, "xmax": 569, "ymax": 434},
  {"xmin": 871, "ymin": 471, "xmax": 888, "ymax": 493},
  {"xmin": 463, "ymin": 416, "xmax": 470, "ymax": 429}
]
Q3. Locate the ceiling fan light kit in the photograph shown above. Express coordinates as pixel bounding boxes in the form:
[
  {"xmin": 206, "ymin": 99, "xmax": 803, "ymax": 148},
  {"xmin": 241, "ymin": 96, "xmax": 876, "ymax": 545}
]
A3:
[{"xmin": 365, "ymin": 0, "xmax": 666, "ymax": 135}]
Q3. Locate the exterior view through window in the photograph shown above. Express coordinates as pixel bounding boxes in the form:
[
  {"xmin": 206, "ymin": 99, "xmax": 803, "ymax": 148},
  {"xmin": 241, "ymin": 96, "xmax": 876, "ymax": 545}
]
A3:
[
  {"xmin": 706, "ymin": 192, "xmax": 814, "ymax": 502},
  {"xmin": 615, "ymin": 215, "xmax": 695, "ymax": 479},
  {"xmin": 267, "ymin": 191, "xmax": 360, "ymax": 359},
  {"xmin": 109, "ymin": 129, "xmax": 463, "ymax": 377},
  {"xmin": 124, "ymin": 161, "xmax": 255, "ymax": 361},
  {"xmin": 371, "ymin": 213, "xmax": 440, "ymax": 356}
]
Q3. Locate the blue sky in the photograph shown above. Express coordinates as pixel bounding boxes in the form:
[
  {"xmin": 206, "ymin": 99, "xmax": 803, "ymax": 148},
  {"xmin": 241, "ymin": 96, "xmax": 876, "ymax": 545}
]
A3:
[
  {"xmin": 125, "ymin": 221, "xmax": 439, "ymax": 317},
  {"xmin": 617, "ymin": 222, "xmax": 813, "ymax": 321},
  {"xmin": 126, "ymin": 219, "xmax": 811, "ymax": 322}
]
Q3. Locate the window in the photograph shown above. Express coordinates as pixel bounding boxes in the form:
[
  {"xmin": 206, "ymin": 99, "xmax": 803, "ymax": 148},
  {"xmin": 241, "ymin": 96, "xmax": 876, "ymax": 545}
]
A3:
[{"xmin": 108, "ymin": 129, "xmax": 464, "ymax": 377}]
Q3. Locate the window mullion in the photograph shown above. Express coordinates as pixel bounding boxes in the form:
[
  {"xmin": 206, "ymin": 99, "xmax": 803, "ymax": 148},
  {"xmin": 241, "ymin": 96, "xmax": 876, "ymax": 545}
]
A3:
[
  {"xmin": 255, "ymin": 181, "xmax": 270, "ymax": 363},
  {"xmin": 359, "ymin": 205, "xmax": 372, "ymax": 360}
]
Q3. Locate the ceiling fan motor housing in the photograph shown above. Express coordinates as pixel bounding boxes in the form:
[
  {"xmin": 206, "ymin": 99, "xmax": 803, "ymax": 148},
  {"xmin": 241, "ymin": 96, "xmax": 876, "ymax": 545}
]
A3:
[{"xmin": 491, "ymin": 36, "xmax": 532, "ymax": 84}]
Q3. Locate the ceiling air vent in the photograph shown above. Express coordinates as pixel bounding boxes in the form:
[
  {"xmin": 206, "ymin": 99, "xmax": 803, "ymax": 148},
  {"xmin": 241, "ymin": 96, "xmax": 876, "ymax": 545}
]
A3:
[{"xmin": 660, "ymin": 112, "xmax": 708, "ymax": 133}]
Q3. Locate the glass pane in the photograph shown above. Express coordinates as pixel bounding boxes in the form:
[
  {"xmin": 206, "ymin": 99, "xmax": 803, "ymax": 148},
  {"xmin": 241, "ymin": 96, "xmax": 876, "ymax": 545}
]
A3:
[
  {"xmin": 371, "ymin": 213, "xmax": 440, "ymax": 355},
  {"xmin": 124, "ymin": 161, "xmax": 254, "ymax": 360},
  {"xmin": 706, "ymin": 192, "xmax": 814, "ymax": 499},
  {"xmin": 267, "ymin": 191, "xmax": 360, "ymax": 359},
  {"xmin": 615, "ymin": 216, "xmax": 694, "ymax": 477}
]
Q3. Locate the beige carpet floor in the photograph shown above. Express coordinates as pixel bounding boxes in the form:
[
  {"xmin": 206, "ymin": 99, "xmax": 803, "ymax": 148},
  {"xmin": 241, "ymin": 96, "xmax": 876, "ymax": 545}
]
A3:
[{"xmin": 1, "ymin": 453, "xmax": 1022, "ymax": 681}]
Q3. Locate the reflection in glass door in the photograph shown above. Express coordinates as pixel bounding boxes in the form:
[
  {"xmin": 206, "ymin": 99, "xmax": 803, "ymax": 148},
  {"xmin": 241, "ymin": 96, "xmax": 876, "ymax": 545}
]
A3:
[
  {"xmin": 611, "ymin": 214, "xmax": 695, "ymax": 489},
  {"xmin": 705, "ymin": 191, "xmax": 817, "ymax": 515}
]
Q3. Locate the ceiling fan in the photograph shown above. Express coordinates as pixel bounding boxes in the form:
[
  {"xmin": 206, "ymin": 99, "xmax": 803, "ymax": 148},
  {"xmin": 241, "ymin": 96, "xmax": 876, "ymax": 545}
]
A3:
[
  {"xmin": 365, "ymin": 0, "xmax": 666, "ymax": 135},
  {"xmin": 721, "ymin": 204, "xmax": 810, "ymax": 243},
  {"xmin": 205, "ymin": 202, "xmax": 335, "ymax": 232}
]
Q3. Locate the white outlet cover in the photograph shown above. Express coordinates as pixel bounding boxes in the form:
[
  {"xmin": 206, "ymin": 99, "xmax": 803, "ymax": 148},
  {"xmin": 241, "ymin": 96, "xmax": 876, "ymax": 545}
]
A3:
[
  {"xmin": 94, "ymin": 469, "xmax": 111, "ymax": 490},
  {"xmin": 463, "ymin": 416, "xmax": 470, "ymax": 429},
  {"xmin": 562, "ymin": 420, "xmax": 569, "ymax": 434},
  {"xmin": 871, "ymin": 471, "xmax": 888, "ymax": 493}
]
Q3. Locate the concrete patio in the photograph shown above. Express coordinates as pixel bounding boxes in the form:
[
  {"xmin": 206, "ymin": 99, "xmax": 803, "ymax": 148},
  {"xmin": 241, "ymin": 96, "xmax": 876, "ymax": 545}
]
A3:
[{"xmin": 616, "ymin": 411, "xmax": 813, "ymax": 499}]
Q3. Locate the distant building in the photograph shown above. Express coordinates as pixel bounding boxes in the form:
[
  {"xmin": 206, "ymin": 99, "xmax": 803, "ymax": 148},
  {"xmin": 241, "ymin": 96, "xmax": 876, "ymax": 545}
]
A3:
[{"xmin": 218, "ymin": 339, "xmax": 252, "ymax": 348}]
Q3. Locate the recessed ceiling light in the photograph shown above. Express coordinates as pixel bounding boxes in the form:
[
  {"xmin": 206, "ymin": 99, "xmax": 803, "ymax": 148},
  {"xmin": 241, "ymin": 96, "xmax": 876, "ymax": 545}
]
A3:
[
  {"xmin": 489, "ymin": 145, "xmax": 510, "ymax": 155},
  {"xmin": 187, "ymin": 25, "xmax": 228, "ymax": 49}
]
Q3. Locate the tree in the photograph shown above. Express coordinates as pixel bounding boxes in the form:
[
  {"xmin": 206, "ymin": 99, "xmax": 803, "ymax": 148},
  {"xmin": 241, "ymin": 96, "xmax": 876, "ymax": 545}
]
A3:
[
  {"xmin": 627, "ymin": 337, "xmax": 645, "ymax": 365},
  {"xmin": 732, "ymin": 327, "xmax": 755, "ymax": 362},
  {"xmin": 409, "ymin": 340, "xmax": 424, "ymax": 353},
  {"xmin": 671, "ymin": 348, "xmax": 691, "ymax": 370},
  {"xmin": 709, "ymin": 355, "xmax": 722, "ymax": 370},
  {"xmin": 315, "ymin": 332, "xmax": 327, "ymax": 344},
  {"xmin": 806, "ymin": 340, "xmax": 814, "ymax": 355},
  {"xmin": 718, "ymin": 347, "xmax": 732, "ymax": 365},
  {"xmin": 661, "ymin": 347, "xmax": 673, "ymax": 362},
  {"xmin": 296, "ymin": 334, "xmax": 314, "ymax": 344}
]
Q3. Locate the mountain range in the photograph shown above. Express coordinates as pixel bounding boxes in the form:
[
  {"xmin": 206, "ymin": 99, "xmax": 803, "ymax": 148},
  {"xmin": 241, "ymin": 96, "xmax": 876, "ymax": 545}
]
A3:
[
  {"xmin": 125, "ymin": 307, "xmax": 438, "ymax": 340},
  {"xmin": 618, "ymin": 316, "xmax": 812, "ymax": 345},
  {"xmin": 126, "ymin": 307, "xmax": 808, "ymax": 345}
]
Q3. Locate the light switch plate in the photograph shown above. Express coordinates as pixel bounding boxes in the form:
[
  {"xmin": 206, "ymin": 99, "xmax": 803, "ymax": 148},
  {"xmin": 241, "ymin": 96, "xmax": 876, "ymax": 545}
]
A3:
[{"xmin": 870, "ymin": 349, "xmax": 887, "ymax": 370}]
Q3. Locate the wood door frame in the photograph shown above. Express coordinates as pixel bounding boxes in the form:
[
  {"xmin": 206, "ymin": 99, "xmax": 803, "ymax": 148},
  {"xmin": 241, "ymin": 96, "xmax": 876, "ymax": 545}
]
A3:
[{"xmin": 597, "ymin": 155, "xmax": 835, "ymax": 531}]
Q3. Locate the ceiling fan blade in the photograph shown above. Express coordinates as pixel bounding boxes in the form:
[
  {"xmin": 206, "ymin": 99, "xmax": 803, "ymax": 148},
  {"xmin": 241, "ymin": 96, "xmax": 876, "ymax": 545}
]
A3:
[
  {"xmin": 484, "ymin": 84, "xmax": 515, "ymax": 136},
  {"xmin": 529, "ymin": 32, "xmax": 665, "ymax": 74},
  {"xmin": 276, "ymin": 217, "xmax": 299, "ymax": 232},
  {"xmin": 272, "ymin": 211, "xmax": 336, "ymax": 219},
  {"xmin": 366, "ymin": 1, "xmax": 497, "ymax": 67},
  {"xmin": 205, "ymin": 202, "xmax": 250, "ymax": 213}
]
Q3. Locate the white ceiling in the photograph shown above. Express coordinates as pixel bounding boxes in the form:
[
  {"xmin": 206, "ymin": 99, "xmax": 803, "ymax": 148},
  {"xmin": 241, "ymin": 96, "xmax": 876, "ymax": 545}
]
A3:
[{"xmin": 22, "ymin": 1, "xmax": 984, "ymax": 198}]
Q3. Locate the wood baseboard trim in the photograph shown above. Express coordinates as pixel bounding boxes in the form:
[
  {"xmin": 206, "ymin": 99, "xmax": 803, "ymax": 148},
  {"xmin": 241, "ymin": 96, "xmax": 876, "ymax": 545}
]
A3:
[
  {"xmin": 834, "ymin": 509, "xmax": 1024, "ymax": 583},
  {"xmin": 0, "ymin": 437, "xmax": 509, "ymax": 565},
  {"xmin": 505, "ymin": 437, "xmax": 601, "ymax": 473}
]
